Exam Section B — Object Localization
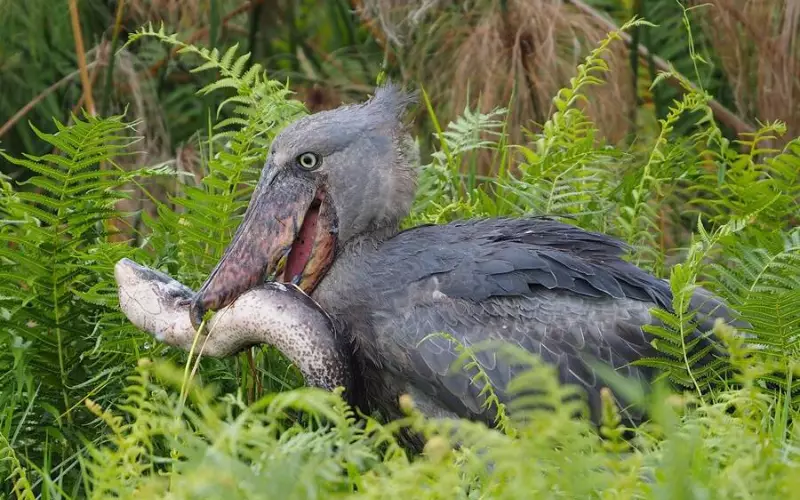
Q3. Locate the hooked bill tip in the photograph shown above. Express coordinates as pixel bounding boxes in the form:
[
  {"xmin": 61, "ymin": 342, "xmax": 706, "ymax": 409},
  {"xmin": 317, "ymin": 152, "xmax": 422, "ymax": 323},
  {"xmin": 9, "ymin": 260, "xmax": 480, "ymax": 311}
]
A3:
[{"xmin": 189, "ymin": 296, "xmax": 206, "ymax": 331}]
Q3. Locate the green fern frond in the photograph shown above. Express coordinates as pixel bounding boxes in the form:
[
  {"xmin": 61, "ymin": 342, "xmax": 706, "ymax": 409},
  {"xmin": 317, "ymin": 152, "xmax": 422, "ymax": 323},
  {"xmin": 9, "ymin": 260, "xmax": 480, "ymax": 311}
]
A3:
[
  {"xmin": 599, "ymin": 387, "xmax": 632, "ymax": 459},
  {"xmin": 0, "ymin": 431, "xmax": 36, "ymax": 500},
  {"xmin": 82, "ymin": 357, "xmax": 393, "ymax": 499},
  {"xmin": 550, "ymin": 17, "xmax": 656, "ymax": 115},
  {"xmin": 410, "ymin": 105, "xmax": 509, "ymax": 223},
  {"xmin": 127, "ymin": 27, "xmax": 306, "ymax": 285},
  {"xmin": 635, "ymin": 215, "xmax": 754, "ymax": 394},
  {"xmin": 498, "ymin": 19, "xmax": 648, "ymax": 233},
  {"xmin": 417, "ymin": 332, "xmax": 516, "ymax": 437},
  {"xmin": 616, "ymin": 88, "xmax": 714, "ymax": 266},
  {"xmin": 687, "ymin": 123, "xmax": 799, "ymax": 229},
  {"xmin": 736, "ymin": 291, "xmax": 800, "ymax": 363},
  {"xmin": 710, "ymin": 228, "xmax": 800, "ymax": 303},
  {"xmin": 0, "ymin": 112, "xmax": 161, "ymax": 472},
  {"xmin": 495, "ymin": 343, "xmax": 591, "ymax": 430}
]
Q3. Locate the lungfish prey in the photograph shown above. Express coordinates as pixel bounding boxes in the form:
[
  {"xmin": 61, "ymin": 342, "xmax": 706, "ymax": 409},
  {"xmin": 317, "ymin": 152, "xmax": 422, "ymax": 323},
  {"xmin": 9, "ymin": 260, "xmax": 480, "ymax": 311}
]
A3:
[{"xmin": 114, "ymin": 258, "xmax": 352, "ymax": 392}]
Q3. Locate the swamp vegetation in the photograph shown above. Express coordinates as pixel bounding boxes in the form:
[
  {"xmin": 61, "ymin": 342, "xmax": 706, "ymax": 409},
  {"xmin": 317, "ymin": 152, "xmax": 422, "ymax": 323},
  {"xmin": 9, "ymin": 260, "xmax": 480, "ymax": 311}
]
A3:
[{"xmin": 0, "ymin": 1, "xmax": 799, "ymax": 498}]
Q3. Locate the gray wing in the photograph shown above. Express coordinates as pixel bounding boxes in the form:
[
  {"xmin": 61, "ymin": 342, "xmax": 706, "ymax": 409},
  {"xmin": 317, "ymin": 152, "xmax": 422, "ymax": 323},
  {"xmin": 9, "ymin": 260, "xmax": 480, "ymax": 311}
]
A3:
[
  {"xmin": 372, "ymin": 289, "xmax": 662, "ymax": 425},
  {"xmin": 365, "ymin": 217, "xmax": 740, "ymax": 423}
]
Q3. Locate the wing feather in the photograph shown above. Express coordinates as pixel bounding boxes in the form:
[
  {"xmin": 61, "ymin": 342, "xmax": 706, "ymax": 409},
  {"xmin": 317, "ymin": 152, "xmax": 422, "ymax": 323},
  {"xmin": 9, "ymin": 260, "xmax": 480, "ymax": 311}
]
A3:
[{"xmin": 360, "ymin": 217, "xmax": 743, "ymax": 424}]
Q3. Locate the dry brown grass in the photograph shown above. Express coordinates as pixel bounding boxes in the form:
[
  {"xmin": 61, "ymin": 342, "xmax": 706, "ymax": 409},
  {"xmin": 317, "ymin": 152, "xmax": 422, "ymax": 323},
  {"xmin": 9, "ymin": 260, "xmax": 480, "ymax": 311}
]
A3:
[
  {"xmin": 360, "ymin": 0, "xmax": 635, "ymax": 172},
  {"xmin": 76, "ymin": 39, "xmax": 204, "ymax": 242},
  {"xmin": 127, "ymin": 0, "xmax": 206, "ymax": 28},
  {"xmin": 452, "ymin": 1, "xmax": 633, "ymax": 142},
  {"xmin": 104, "ymin": 0, "xmax": 263, "ymax": 240},
  {"xmin": 694, "ymin": 0, "xmax": 800, "ymax": 143}
]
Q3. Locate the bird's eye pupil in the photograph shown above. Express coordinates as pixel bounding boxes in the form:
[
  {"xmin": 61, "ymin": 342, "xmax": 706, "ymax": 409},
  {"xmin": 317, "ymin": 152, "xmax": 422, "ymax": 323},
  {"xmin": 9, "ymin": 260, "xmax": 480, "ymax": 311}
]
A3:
[{"xmin": 297, "ymin": 152, "xmax": 320, "ymax": 170}]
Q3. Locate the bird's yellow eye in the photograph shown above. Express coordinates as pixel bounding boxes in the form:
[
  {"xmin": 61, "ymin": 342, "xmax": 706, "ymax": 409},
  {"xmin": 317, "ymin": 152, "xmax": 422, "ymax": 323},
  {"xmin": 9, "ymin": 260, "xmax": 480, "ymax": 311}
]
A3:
[{"xmin": 296, "ymin": 152, "xmax": 321, "ymax": 171}]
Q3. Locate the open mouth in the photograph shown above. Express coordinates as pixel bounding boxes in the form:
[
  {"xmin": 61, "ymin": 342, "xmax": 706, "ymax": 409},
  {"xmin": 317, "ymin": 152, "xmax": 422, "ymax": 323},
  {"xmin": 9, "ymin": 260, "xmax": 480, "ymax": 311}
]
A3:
[
  {"xmin": 279, "ymin": 187, "xmax": 338, "ymax": 291},
  {"xmin": 283, "ymin": 193, "xmax": 324, "ymax": 284},
  {"xmin": 189, "ymin": 170, "xmax": 338, "ymax": 328}
]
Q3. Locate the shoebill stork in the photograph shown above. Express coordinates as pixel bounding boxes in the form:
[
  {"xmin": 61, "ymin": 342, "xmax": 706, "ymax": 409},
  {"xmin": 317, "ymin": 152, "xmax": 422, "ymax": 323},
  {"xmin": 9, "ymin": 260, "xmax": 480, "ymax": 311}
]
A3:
[{"xmin": 121, "ymin": 84, "xmax": 740, "ymax": 432}]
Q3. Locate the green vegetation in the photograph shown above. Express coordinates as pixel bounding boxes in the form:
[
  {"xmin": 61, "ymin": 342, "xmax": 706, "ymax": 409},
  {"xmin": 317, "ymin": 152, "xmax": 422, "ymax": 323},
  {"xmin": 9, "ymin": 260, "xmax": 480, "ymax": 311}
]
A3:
[{"xmin": 1, "ymin": 2, "xmax": 799, "ymax": 498}]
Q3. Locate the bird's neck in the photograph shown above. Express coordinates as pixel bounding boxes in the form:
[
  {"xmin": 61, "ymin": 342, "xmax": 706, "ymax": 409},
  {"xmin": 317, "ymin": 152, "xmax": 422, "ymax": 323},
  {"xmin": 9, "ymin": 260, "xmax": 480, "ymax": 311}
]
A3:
[
  {"xmin": 312, "ymin": 226, "xmax": 395, "ymax": 313},
  {"xmin": 363, "ymin": 224, "xmax": 401, "ymax": 244},
  {"xmin": 341, "ymin": 217, "xmax": 403, "ymax": 251}
]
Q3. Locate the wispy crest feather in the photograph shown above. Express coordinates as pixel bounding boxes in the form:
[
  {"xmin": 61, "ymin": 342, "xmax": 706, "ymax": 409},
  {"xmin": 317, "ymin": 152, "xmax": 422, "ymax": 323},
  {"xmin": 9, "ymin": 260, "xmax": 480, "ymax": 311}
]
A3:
[{"xmin": 365, "ymin": 81, "xmax": 418, "ymax": 121}]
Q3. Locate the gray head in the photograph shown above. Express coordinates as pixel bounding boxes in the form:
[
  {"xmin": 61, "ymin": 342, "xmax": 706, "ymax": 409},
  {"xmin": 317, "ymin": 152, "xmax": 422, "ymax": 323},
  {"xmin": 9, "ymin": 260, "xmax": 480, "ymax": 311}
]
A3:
[{"xmin": 189, "ymin": 83, "xmax": 419, "ymax": 325}]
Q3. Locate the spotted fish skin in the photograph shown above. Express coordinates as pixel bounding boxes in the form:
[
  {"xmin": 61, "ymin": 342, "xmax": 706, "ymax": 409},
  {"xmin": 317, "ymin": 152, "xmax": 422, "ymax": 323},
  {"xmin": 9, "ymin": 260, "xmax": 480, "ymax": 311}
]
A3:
[{"xmin": 114, "ymin": 258, "xmax": 353, "ymax": 394}]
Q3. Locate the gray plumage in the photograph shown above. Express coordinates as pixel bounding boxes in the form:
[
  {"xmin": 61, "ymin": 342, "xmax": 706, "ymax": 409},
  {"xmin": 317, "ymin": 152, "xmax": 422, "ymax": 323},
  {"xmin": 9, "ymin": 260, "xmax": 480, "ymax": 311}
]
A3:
[
  {"xmin": 183, "ymin": 83, "xmax": 743, "ymax": 437},
  {"xmin": 312, "ymin": 216, "xmax": 733, "ymax": 427}
]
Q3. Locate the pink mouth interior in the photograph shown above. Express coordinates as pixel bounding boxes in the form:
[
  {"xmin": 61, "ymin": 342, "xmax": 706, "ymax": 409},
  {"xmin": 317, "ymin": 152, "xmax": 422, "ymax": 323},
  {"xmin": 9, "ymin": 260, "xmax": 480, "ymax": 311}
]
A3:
[{"xmin": 284, "ymin": 197, "xmax": 321, "ymax": 282}]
